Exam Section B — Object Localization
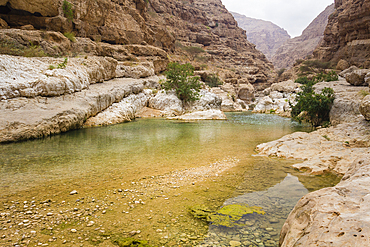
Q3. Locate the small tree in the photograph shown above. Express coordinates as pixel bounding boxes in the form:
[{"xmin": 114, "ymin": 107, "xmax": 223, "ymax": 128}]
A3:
[
  {"xmin": 62, "ymin": 0, "xmax": 74, "ymax": 22},
  {"xmin": 291, "ymin": 81, "xmax": 335, "ymax": 126},
  {"xmin": 162, "ymin": 62, "xmax": 201, "ymax": 104}
]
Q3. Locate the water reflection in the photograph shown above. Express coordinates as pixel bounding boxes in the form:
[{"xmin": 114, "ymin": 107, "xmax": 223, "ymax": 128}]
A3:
[{"xmin": 199, "ymin": 174, "xmax": 309, "ymax": 247}]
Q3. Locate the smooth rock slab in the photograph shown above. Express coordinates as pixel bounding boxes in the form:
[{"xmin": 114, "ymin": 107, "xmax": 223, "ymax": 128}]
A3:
[
  {"xmin": 167, "ymin": 110, "xmax": 227, "ymax": 121},
  {"xmin": 280, "ymin": 155, "xmax": 370, "ymax": 246}
]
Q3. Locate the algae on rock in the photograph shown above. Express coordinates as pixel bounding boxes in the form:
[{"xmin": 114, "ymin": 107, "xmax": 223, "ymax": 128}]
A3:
[{"xmin": 190, "ymin": 204, "xmax": 265, "ymax": 227}]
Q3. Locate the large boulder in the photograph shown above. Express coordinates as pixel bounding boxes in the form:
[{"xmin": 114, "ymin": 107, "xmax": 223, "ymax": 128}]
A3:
[
  {"xmin": 188, "ymin": 90, "xmax": 222, "ymax": 112},
  {"xmin": 346, "ymin": 69, "xmax": 370, "ymax": 86},
  {"xmin": 148, "ymin": 90, "xmax": 183, "ymax": 116},
  {"xmin": 270, "ymin": 80, "xmax": 301, "ymax": 94},
  {"xmin": 280, "ymin": 155, "xmax": 370, "ymax": 247},
  {"xmin": 336, "ymin": 59, "xmax": 350, "ymax": 71},
  {"xmin": 360, "ymin": 95, "xmax": 370, "ymax": 121},
  {"xmin": 236, "ymin": 83, "xmax": 254, "ymax": 102}
]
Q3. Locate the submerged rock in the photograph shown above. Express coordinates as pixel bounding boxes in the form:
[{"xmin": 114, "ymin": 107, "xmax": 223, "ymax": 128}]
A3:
[{"xmin": 167, "ymin": 110, "xmax": 226, "ymax": 121}]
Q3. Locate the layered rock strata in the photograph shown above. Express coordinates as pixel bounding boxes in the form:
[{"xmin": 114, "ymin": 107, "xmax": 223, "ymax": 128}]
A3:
[
  {"xmin": 313, "ymin": 0, "xmax": 370, "ymax": 67},
  {"xmin": 0, "ymin": 0, "xmax": 275, "ymax": 92}
]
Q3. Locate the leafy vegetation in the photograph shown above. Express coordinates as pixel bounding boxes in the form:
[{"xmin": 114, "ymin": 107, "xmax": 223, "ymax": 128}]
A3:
[
  {"xmin": 0, "ymin": 40, "xmax": 47, "ymax": 57},
  {"xmin": 204, "ymin": 73, "xmax": 222, "ymax": 88},
  {"xmin": 63, "ymin": 32, "xmax": 76, "ymax": 42},
  {"xmin": 57, "ymin": 58, "xmax": 68, "ymax": 69},
  {"xmin": 162, "ymin": 62, "xmax": 201, "ymax": 103},
  {"xmin": 291, "ymin": 81, "xmax": 335, "ymax": 126},
  {"xmin": 299, "ymin": 59, "xmax": 332, "ymax": 75},
  {"xmin": 295, "ymin": 70, "xmax": 338, "ymax": 85},
  {"xmin": 277, "ymin": 68, "xmax": 286, "ymax": 77},
  {"xmin": 62, "ymin": 0, "xmax": 74, "ymax": 22}
]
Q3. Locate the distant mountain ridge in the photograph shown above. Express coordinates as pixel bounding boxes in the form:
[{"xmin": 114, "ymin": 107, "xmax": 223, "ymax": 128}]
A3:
[
  {"xmin": 271, "ymin": 4, "xmax": 335, "ymax": 69},
  {"xmin": 231, "ymin": 12, "xmax": 291, "ymax": 60}
]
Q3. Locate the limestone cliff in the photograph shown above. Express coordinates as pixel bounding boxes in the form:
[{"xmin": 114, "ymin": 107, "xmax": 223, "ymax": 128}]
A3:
[
  {"xmin": 313, "ymin": 0, "xmax": 370, "ymax": 68},
  {"xmin": 0, "ymin": 0, "xmax": 275, "ymax": 89},
  {"xmin": 231, "ymin": 12, "xmax": 291, "ymax": 61},
  {"xmin": 271, "ymin": 4, "xmax": 335, "ymax": 69}
]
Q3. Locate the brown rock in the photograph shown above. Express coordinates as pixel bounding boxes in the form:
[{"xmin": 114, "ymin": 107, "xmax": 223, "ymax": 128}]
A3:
[
  {"xmin": 345, "ymin": 69, "xmax": 370, "ymax": 86},
  {"xmin": 20, "ymin": 24, "xmax": 35, "ymax": 30},
  {"xmin": 236, "ymin": 83, "xmax": 254, "ymax": 102},
  {"xmin": 0, "ymin": 18, "xmax": 8, "ymax": 29},
  {"xmin": 0, "ymin": 0, "xmax": 59, "ymax": 17},
  {"xmin": 336, "ymin": 59, "xmax": 350, "ymax": 70},
  {"xmin": 360, "ymin": 95, "xmax": 370, "ymax": 121},
  {"xmin": 313, "ymin": 0, "xmax": 370, "ymax": 67}
]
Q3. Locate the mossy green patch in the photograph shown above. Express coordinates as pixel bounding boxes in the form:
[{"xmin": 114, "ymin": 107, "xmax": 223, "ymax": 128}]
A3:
[
  {"xmin": 190, "ymin": 204, "xmax": 265, "ymax": 227},
  {"xmin": 112, "ymin": 237, "xmax": 154, "ymax": 247}
]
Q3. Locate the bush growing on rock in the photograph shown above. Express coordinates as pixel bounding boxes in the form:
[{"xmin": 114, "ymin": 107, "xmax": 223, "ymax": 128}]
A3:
[
  {"xmin": 204, "ymin": 73, "xmax": 222, "ymax": 88},
  {"xmin": 295, "ymin": 71, "xmax": 338, "ymax": 85},
  {"xmin": 62, "ymin": 0, "xmax": 74, "ymax": 22},
  {"xmin": 291, "ymin": 81, "xmax": 335, "ymax": 127},
  {"xmin": 162, "ymin": 62, "xmax": 201, "ymax": 103}
]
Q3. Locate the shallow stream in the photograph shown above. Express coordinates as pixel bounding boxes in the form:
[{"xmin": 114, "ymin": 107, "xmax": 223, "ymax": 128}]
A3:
[{"xmin": 0, "ymin": 112, "xmax": 341, "ymax": 247}]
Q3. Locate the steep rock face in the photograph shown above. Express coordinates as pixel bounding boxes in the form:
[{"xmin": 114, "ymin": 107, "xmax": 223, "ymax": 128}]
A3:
[
  {"xmin": 231, "ymin": 12, "xmax": 291, "ymax": 60},
  {"xmin": 313, "ymin": 0, "xmax": 370, "ymax": 67},
  {"xmin": 272, "ymin": 4, "xmax": 334, "ymax": 69},
  {"xmin": 0, "ymin": 0, "xmax": 275, "ymax": 90}
]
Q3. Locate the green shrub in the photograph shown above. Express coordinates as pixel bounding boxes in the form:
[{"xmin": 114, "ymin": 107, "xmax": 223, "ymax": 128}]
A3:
[
  {"xmin": 295, "ymin": 76, "xmax": 311, "ymax": 84},
  {"xmin": 0, "ymin": 40, "xmax": 47, "ymax": 57},
  {"xmin": 299, "ymin": 60, "xmax": 332, "ymax": 75},
  {"xmin": 295, "ymin": 70, "xmax": 338, "ymax": 85},
  {"xmin": 162, "ymin": 62, "xmax": 201, "ymax": 103},
  {"xmin": 291, "ymin": 82, "xmax": 335, "ymax": 126},
  {"xmin": 57, "ymin": 58, "xmax": 68, "ymax": 69},
  {"xmin": 314, "ymin": 71, "xmax": 338, "ymax": 82},
  {"xmin": 204, "ymin": 73, "xmax": 222, "ymax": 87},
  {"xmin": 277, "ymin": 68, "xmax": 286, "ymax": 77},
  {"xmin": 63, "ymin": 32, "xmax": 76, "ymax": 42},
  {"xmin": 62, "ymin": 0, "xmax": 74, "ymax": 22}
]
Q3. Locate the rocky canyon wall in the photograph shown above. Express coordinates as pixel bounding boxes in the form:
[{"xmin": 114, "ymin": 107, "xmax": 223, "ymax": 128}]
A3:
[
  {"xmin": 271, "ymin": 4, "xmax": 335, "ymax": 69},
  {"xmin": 313, "ymin": 0, "xmax": 370, "ymax": 67},
  {"xmin": 231, "ymin": 12, "xmax": 291, "ymax": 61},
  {"xmin": 0, "ymin": 0, "xmax": 275, "ymax": 89}
]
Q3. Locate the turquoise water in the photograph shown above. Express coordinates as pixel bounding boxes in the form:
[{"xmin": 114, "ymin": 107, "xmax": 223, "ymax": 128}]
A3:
[{"xmin": 0, "ymin": 112, "xmax": 340, "ymax": 247}]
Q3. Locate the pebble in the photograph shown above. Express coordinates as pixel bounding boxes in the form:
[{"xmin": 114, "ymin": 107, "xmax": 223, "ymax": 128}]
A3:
[
  {"xmin": 46, "ymin": 213, "xmax": 53, "ymax": 216},
  {"xmin": 70, "ymin": 190, "xmax": 78, "ymax": 195},
  {"xmin": 269, "ymin": 218, "xmax": 279, "ymax": 223},
  {"xmin": 229, "ymin": 240, "xmax": 242, "ymax": 246},
  {"xmin": 70, "ymin": 229, "xmax": 77, "ymax": 233}
]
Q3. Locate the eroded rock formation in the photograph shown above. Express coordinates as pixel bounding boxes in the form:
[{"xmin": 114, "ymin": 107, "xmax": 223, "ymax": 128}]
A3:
[
  {"xmin": 0, "ymin": 0, "xmax": 274, "ymax": 89},
  {"xmin": 313, "ymin": 0, "xmax": 370, "ymax": 67}
]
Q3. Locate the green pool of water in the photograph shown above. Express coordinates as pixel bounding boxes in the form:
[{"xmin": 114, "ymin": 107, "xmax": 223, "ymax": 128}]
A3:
[{"xmin": 0, "ymin": 112, "xmax": 340, "ymax": 247}]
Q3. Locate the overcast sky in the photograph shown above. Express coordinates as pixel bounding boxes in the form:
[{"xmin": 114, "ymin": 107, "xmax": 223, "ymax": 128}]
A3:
[{"xmin": 221, "ymin": 0, "xmax": 334, "ymax": 37}]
